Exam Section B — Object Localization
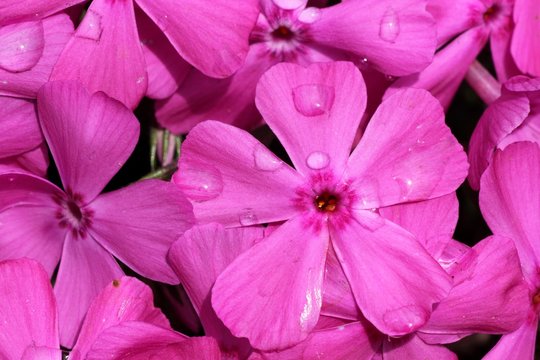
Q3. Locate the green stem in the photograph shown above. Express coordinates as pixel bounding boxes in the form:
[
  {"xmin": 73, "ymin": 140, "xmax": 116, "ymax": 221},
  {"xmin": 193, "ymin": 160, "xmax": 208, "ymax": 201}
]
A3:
[{"xmin": 140, "ymin": 164, "xmax": 177, "ymax": 181}]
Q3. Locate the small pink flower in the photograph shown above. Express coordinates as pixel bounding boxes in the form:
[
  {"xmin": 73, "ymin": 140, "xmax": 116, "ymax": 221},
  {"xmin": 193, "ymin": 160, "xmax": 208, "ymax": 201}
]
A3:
[
  {"xmin": 173, "ymin": 61, "xmax": 468, "ymax": 350},
  {"xmin": 0, "ymin": 81, "xmax": 194, "ymax": 347}
]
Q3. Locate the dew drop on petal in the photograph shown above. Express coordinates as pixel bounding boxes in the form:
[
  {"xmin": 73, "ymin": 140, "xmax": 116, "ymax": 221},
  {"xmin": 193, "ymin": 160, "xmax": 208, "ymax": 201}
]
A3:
[
  {"xmin": 379, "ymin": 8, "xmax": 400, "ymax": 43},
  {"xmin": 392, "ymin": 176, "xmax": 414, "ymax": 201},
  {"xmin": 239, "ymin": 208, "xmax": 258, "ymax": 226},
  {"xmin": 306, "ymin": 151, "xmax": 330, "ymax": 170},
  {"xmin": 382, "ymin": 305, "xmax": 426, "ymax": 334},
  {"xmin": 0, "ymin": 21, "xmax": 44, "ymax": 72},
  {"xmin": 272, "ymin": 0, "xmax": 306, "ymax": 10},
  {"xmin": 253, "ymin": 144, "xmax": 283, "ymax": 171},
  {"xmin": 298, "ymin": 7, "xmax": 322, "ymax": 24},
  {"xmin": 292, "ymin": 84, "xmax": 335, "ymax": 116},
  {"xmin": 175, "ymin": 166, "xmax": 224, "ymax": 202},
  {"xmin": 359, "ymin": 57, "xmax": 369, "ymax": 69},
  {"xmin": 76, "ymin": 10, "xmax": 103, "ymax": 41}
]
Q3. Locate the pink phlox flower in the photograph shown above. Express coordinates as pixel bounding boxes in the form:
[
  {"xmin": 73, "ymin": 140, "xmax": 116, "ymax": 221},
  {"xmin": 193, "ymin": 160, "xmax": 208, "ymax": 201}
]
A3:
[
  {"xmin": 155, "ymin": 0, "xmax": 437, "ymax": 134},
  {"xmin": 0, "ymin": 81, "xmax": 194, "ymax": 347},
  {"xmin": 173, "ymin": 61, "xmax": 468, "ymax": 350}
]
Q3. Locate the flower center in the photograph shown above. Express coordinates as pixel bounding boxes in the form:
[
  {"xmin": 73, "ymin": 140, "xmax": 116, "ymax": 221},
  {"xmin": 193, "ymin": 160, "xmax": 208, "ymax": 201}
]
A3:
[
  {"xmin": 533, "ymin": 292, "xmax": 540, "ymax": 305},
  {"xmin": 483, "ymin": 4, "xmax": 500, "ymax": 22},
  {"xmin": 314, "ymin": 191, "xmax": 339, "ymax": 212},
  {"xmin": 54, "ymin": 191, "xmax": 93, "ymax": 237},
  {"xmin": 271, "ymin": 25, "xmax": 295, "ymax": 41}
]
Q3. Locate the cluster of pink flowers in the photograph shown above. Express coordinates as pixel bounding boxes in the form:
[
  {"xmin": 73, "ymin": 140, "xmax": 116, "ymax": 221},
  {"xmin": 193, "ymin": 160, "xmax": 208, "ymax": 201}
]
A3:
[{"xmin": 1, "ymin": 0, "xmax": 539, "ymax": 358}]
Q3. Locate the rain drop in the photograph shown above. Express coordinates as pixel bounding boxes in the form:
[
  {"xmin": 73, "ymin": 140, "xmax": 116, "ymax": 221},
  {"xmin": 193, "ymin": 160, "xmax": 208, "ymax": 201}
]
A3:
[
  {"xmin": 359, "ymin": 57, "xmax": 369, "ymax": 69},
  {"xmin": 298, "ymin": 7, "xmax": 322, "ymax": 24},
  {"xmin": 292, "ymin": 84, "xmax": 335, "ymax": 116},
  {"xmin": 392, "ymin": 176, "xmax": 413, "ymax": 201},
  {"xmin": 76, "ymin": 10, "xmax": 103, "ymax": 41},
  {"xmin": 306, "ymin": 151, "xmax": 330, "ymax": 170},
  {"xmin": 239, "ymin": 208, "xmax": 258, "ymax": 226},
  {"xmin": 253, "ymin": 144, "xmax": 283, "ymax": 171},
  {"xmin": 379, "ymin": 8, "xmax": 400, "ymax": 43},
  {"xmin": 382, "ymin": 305, "xmax": 426, "ymax": 334},
  {"xmin": 175, "ymin": 166, "xmax": 224, "ymax": 202}
]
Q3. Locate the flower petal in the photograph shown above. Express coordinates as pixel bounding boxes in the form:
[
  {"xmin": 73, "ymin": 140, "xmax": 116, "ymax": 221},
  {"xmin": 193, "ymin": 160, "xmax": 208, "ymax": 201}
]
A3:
[
  {"xmin": 21, "ymin": 346, "xmax": 62, "ymax": 360},
  {"xmin": 379, "ymin": 194, "xmax": 459, "ymax": 258},
  {"xmin": 0, "ymin": 97, "xmax": 41, "ymax": 159},
  {"xmin": 136, "ymin": 9, "xmax": 190, "ymax": 100},
  {"xmin": 0, "ymin": 259, "xmax": 59, "ymax": 359},
  {"xmin": 468, "ymin": 91, "xmax": 530, "ymax": 189},
  {"xmin": 51, "ymin": 0, "xmax": 147, "ymax": 109},
  {"xmin": 330, "ymin": 213, "xmax": 452, "ymax": 336},
  {"xmin": 156, "ymin": 43, "xmax": 277, "ymax": 134},
  {"xmin": 0, "ymin": 21, "xmax": 44, "ymax": 72},
  {"xmin": 0, "ymin": 1, "xmax": 84, "ymax": 24},
  {"xmin": 0, "ymin": 14, "xmax": 73, "ymax": 99},
  {"xmin": 89, "ymin": 180, "xmax": 194, "ymax": 284},
  {"xmin": 0, "ymin": 205, "xmax": 65, "ymax": 276},
  {"xmin": 55, "ymin": 233, "xmax": 124, "ymax": 348},
  {"xmin": 255, "ymin": 61, "xmax": 367, "ymax": 177},
  {"xmin": 479, "ymin": 142, "xmax": 540, "ymax": 278},
  {"xmin": 421, "ymin": 236, "xmax": 529, "ymax": 337},
  {"xmin": 483, "ymin": 318, "xmax": 538, "ymax": 360},
  {"xmin": 510, "ymin": 0, "xmax": 540, "ymax": 77},
  {"xmin": 37, "ymin": 80, "xmax": 139, "ymax": 202},
  {"xmin": 0, "ymin": 145, "xmax": 49, "ymax": 177},
  {"xmin": 72, "ymin": 277, "xmax": 170, "ymax": 359},
  {"xmin": 175, "ymin": 120, "xmax": 303, "ymax": 226},
  {"xmin": 0, "ymin": 172, "xmax": 61, "ymax": 210},
  {"xmin": 310, "ymin": 0, "xmax": 436, "ymax": 76},
  {"xmin": 382, "ymin": 334, "xmax": 457, "ymax": 360},
  {"xmin": 263, "ymin": 321, "xmax": 382, "ymax": 360},
  {"xmin": 87, "ymin": 322, "xmax": 221, "ymax": 360},
  {"xmin": 346, "ymin": 88, "xmax": 468, "ymax": 209},
  {"xmin": 212, "ymin": 216, "xmax": 329, "ymax": 351},
  {"xmin": 169, "ymin": 223, "xmax": 263, "ymax": 356},
  {"xmin": 135, "ymin": 0, "xmax": 259, "ymax": 78}
]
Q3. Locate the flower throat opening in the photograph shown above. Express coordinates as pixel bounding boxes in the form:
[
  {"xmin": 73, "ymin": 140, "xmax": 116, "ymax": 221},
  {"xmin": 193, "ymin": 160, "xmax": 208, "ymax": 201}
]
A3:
[
  {"xmin": 314, "ymin": 191, "xmax": 339, "ymax": 212},
  {"xmin": 271, "ymin": 25, "xmax": 295, "ymax": 41}
]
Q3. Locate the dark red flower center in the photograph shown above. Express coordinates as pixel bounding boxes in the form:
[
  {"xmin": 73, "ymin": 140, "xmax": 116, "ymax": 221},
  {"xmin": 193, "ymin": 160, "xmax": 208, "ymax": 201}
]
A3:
[
  {"xmin": 54, "ymin": 191, "xmax": 93, "ymax": 238},
  {"xmin": 271, "ymin": 25, "xmax": 295, "ymax": 41},
  {"xmin": 533, "ymin": 292, "xmax": 540, "ymax": 305},
  {"xmin": 483, "ymin": 4, "xmax": 501, "ymax": 22},
  {"xmin": 314, "ymin": 191, "xmax": 339, "ymax": 212}
]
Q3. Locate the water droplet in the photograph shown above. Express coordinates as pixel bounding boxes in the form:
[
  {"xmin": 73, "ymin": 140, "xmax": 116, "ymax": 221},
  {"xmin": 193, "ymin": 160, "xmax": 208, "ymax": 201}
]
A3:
[
  {"xmin": 253, "ymin": 144, "xmax": 283, "ymax": 171},
  {"xmin": 136, "ymin": 76, "xmax": 145, "ymax": 85},
  {"xmin": 76, "ymin": 10, "xmax": 103, "ymax": 41},
  {"xmin": 383, "ymin": 305, "xmax": 426, "ymax": 334},
  {"xmin": 298, "ymin": 7, "xmax": 321, "ymax": 24},
  {"xmin": 392, "ymin": 176, "xmax": 413, "ymax": 201},
  {"xmin": 306, "ymin": 151, "xmax": 330, "ymax": 170},
  {"xmin": 273, "ymin": 0, "xmax": 306, "ymax": 10},
  {"xmin": 0, "ymin": 21, "xmax": 44, "ymax": 72},
  {"xmin": 359, "ymin": 57, "xmax": 369, "ymax": 69},
  {"xmin": 379, "ymin": 8, "xmax": 400, "ymax": 43},
  {"xmin": 385, "ymin": 74, "xmax": 396, "ymax": 82},
  {"xmin": 175, "ymin": 166, "xmax": 224, "ymax": 202},
  {"xmin": 292, "ymin": 84, "xmax": 335, "ymax": 116},
  {"xmin": 8, "ymin": 177, "xmax": 14, "ymax": 182},
  {"xmin": 0, "ymin": 80, "xmax": 8, "ymax": 85},
  {"xmin": 239, "ymin": 208, "xmax": 258, "ymax": 226}
]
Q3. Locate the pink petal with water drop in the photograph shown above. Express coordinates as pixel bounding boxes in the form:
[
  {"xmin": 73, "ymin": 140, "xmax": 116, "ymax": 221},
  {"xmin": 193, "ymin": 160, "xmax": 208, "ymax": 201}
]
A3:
[
  {"xmin": 479, "ymin": 142, "xmax": 540, "ymax": 279},
  {"xmin": 71, "ymin": 277, "xmax": 171, "ymax": 360},
  {"xmin": 0, "ymin": 14, "xmax": 73, "ymax": 98},
  {"xmin": 135, "ymin": 0, "xmax": 259, "ymax": 78},
  {"xmin": 255, "ymin": 61, "xmax": 367, "ymax": 177},
  {"xmin": 511, "ymin": 0, "xmax": 540, "ymax": 77},
  {"xmin": 0, "ymin": 259, "xmax": 59, "ymax": 359},
  {"xmin": 175, "ymin": 120, "xmax": 303, "ymax": 226},
  {"xmin": 51, "ymin": 0, "xmax": 147, "ymax": 109},
  {"xmin": 379, "ymin": 194, "xmax": 459, "ymax": 258},
  {"xmin": 347, "ymin": 88, "xmax": 468, "ymax": 209},
  {"xmin": 38, "ymin": 81, "xmax": 139, "ymax": 202},
  {"xmin": 0, "ymin": 21, "xmax": 44, "ymax": 73},
  {"xmin": 0, "ymin": 96, "xmax": 41, "ymax": 159},
  {"xmin": 89, "ymin": 180, "xmax": 195, "ymax": 284},
  {"xmin": 54, "ymin": 233, "xmax": 124, "ymax": 348},
  {"xmin": 136, "ymin": 9, "xmax": 190, "ymax": 100},
  {"xmin": 212, "ymin": 216, "xmax": 329, "ymax": 351},
  {"xmin": 330, "ymin": 213, "xmax": 452, "ymax": 337},
  {"xmin": 156, "ymin": 43, "xmax": 278, "ymax": 134},
  {"xmin": 310, "ymin": 0, "xmax": 437, "ymax": 76}
]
